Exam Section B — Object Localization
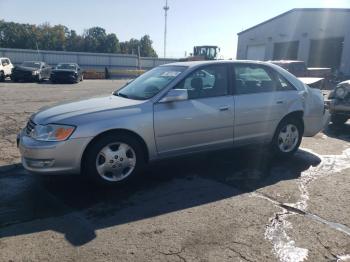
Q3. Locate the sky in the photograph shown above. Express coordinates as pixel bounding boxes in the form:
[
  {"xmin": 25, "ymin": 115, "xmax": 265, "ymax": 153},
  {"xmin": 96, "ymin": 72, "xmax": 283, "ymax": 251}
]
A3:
[{"xmin": 1, "ymin": 0, "xmax": 350, "ymax": 59}]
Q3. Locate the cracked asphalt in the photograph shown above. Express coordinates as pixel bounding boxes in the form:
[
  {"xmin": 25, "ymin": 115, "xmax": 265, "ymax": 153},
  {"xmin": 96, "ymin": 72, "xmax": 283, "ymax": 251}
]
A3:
[{"xmin": 0, "ymin": 80, "xmax": 350, "ymax": 262}]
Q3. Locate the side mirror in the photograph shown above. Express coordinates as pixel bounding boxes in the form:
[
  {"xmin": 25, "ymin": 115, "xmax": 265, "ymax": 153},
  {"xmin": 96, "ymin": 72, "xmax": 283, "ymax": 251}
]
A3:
[{"xmin": 159, "ymin": 89, "xmax": 188, "ymax": 103}]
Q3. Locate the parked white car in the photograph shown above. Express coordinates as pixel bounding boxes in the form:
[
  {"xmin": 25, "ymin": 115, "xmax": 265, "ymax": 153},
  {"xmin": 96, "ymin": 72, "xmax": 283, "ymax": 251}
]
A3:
[{"xmin": 0, "ymin": 57, "xmax": 14, "ymax": 82}]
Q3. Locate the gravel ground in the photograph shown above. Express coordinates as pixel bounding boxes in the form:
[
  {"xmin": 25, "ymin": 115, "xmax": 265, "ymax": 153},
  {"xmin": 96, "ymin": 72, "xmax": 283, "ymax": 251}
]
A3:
[{"xmin": 0, "ymin": 80, "xmax": 350, "ymax": 262}]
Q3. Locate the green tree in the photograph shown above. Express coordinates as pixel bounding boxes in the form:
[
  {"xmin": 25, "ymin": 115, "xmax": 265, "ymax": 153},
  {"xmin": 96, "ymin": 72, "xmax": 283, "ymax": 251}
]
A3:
[
  {"xmin": 66, "ymin": 30, "xmax": 84, "ymax": 51},
  {"xmin": 140, "ymin": 35, "xmax": 157, "ymax": 57},
  {"xmin": 83, "ymin": 26, "xmax": 107, "ymax": 52},
  {"xmin": 104, "ymin": 33, "xmax": 120, "ymax": 53},
  {"xmin": 0, "ymin": 20, "xmax": 158, "ymax": 57}
]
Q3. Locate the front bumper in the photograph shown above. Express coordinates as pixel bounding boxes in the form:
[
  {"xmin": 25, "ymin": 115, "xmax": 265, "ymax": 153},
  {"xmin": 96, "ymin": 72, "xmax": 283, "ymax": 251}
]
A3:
[
  {"xmin": 51, "ymin": 74, "xmax": 77, "ymax": 82},
  {"xmin": 328, "ymin": 99, "xmax": 350, "ymax": 116},
  {"xmin": 303, "ymin": 109, "xmax": 330, "ymax": 137},
  {"xmin": 18, "ymin": 130, "xmax": 91, "ymax": 175},
  {"xmin": 12, "ymin": 72, "xmax": 39, "ymax": 81}
]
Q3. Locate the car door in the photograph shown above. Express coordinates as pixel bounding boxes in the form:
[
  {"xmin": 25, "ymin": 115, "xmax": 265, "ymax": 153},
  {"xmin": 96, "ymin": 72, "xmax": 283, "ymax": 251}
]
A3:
[
  {"xmin": 154, "ymin": 64, "xmax": 234, "ymax": 156},
  {"xmin": 1, "ymin": 59, "xmax": 9, "ymax": 75},
  {"xmin": 3, "ymin": 59, "xmax": 11, "ymax": 75},
  {"xmin": 43, "ymin": 63, "xmax": 50, "ymax": 78},
  {"xmin": 232, "ymin": 63, "xmax": 291, "ymax": 145},
  {"xmin": 7, "ymin": 59, "xmax": 13, "ymax": 75}
]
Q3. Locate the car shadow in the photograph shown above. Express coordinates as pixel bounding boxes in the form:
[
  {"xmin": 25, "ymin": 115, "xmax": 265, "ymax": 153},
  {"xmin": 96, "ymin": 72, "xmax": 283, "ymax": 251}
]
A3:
[
  {"xmin": 324, "ymin": 122, "xmax": 350, "ymax": 142},
  {"xmin": 0, "ymin": 147, "xmax": 321, "ymax": 246}
]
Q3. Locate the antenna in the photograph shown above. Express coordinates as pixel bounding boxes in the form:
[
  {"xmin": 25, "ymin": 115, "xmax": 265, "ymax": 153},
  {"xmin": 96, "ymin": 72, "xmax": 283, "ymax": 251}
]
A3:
[{"xmin": 163, "ymin": 0, "xmax": 169, "ymax": 58}]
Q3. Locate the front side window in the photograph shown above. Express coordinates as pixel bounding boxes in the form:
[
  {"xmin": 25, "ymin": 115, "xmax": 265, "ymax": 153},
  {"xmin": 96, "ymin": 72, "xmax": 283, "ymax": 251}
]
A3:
[
  {"xmin": 176, "ymin": 65, "xmax": 228, "ymax": 99},
  {"xmin": 234, "ymin": 64, "xmax": 278, "ymax": 94},
  {"xmin": 116, "ymin": 66, "xmax": 187, "ymax": 100}
]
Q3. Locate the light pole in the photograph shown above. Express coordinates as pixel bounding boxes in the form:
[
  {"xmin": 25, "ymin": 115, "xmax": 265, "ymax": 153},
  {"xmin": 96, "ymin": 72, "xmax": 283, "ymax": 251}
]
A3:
[{"xmin": 163, "ymin": 0, "xmax": 169, "ymax": 58}]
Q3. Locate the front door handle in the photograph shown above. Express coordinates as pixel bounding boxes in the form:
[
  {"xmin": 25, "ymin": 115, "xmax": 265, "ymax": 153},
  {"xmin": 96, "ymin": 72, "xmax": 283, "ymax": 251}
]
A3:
[
  {"xmin": 219, "ymin": 105, "xmax": 230, "ymax": 111},
  {"xmin": 276, "ymin": 100, "xmax": 284, "ymax": 104}
]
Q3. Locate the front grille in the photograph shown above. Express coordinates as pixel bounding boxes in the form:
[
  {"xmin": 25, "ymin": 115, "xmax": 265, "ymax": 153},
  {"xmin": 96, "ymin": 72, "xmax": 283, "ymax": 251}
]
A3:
[
  {"xmin": 25, "ymin": 119, "xmax": 36, "ymax": 135},
  {"xmin": 53, "ymin": 71, "xmax": 74, "ymax": 78}
]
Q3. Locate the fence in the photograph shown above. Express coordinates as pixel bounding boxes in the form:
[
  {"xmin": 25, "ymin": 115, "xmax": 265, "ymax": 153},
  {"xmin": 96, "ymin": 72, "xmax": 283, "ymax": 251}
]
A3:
[{"xmin": 0, "ymin": 48, "xmax": 178, "ymax": 71}]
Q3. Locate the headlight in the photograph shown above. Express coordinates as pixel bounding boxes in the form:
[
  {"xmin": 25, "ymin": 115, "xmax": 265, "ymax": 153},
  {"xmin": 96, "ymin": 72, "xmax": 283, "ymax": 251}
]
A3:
[
  {"xmin": 335, "ymin": 87, "xmax": 347, "ymax": 99},
  {"xmin": 30, "ymin": 124, "xmax": 75, "ymax": 141},
  {"xmin": 32, "ymin": 70, "xmax": 39, "ymax": 75}
]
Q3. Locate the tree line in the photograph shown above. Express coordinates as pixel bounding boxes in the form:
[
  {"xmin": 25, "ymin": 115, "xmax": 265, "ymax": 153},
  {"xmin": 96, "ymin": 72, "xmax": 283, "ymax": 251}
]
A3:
[{"xmin": 0, "ymin": 20, "xmax": 158, "ymax": 57}]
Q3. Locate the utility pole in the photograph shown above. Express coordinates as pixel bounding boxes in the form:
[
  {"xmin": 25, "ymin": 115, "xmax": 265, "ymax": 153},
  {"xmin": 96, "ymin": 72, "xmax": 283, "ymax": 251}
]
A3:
[{"xmin": 163, "ymin": 0, "xmax": 169, "ymax": 58}]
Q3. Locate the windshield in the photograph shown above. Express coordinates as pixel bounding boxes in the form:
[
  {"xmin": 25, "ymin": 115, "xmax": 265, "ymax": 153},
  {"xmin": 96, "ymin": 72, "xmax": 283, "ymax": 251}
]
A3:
[
  {"xmin": 56, "ymin": 63, "xmax": 77, "ymax": 70},
  {"xmin": 116, "ymin": 66, "xmax": 187, "ymax": 100},
  {"xmin": 21, "ymin": 61, "xmax": 41, "ymax": 68}
]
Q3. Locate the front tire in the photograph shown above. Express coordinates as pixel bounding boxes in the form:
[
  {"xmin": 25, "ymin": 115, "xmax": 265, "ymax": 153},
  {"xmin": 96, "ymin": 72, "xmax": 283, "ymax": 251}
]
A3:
[
  {"xmin": 36, "ymin": 74, "xmax": 42, "ymax": 83},
  {"xmin": 271, "ymin": 117, "xmax": 303, "ymax": 158},
  {"xmin": 83, "ymin": 133, "xmax": 145, "ymax": 186},
  {"xmin": 331, "ymin": 114, "xmax": 348, "ymax": 126}
]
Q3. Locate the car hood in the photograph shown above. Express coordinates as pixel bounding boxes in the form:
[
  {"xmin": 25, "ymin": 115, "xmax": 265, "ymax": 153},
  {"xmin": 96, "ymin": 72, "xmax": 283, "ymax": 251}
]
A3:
[
  {"xmin": 52, "ymin": 69, "xmax": 76, "ymax": 73},
  {"xmin": 14, "ymin": 66, "xmax": 38, "ymax": 72},
  {"xmin": 32, "ymin": 95, "xmax": 145, "ymax": 125}
]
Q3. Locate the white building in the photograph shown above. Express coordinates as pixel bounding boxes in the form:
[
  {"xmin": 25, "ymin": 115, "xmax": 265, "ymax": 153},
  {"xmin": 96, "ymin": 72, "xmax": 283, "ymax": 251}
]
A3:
[{"xmin": 236, "ymin": 8, "xmax": 350, "ymax": 75}]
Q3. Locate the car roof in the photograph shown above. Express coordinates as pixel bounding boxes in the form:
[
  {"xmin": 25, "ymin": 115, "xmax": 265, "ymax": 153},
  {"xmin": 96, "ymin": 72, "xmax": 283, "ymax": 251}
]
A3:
[
  {"xmin": 161, "ymin": 60, "xmax": 277, "ymax": 68},
  {"xmin": 269, "ymin": 60, "xmax": 305, "ymax": 64},
  {"xmin": 57, "ymin": 62, "xmax": 78, "ymax": 65},
  {"xmin": 23, "ymin": 61, "xmax": 44, "ymax": 63}
]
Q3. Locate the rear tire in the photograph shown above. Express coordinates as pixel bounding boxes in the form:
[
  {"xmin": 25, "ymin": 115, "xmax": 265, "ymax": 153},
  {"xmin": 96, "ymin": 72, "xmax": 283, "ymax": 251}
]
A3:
[
  {"xmin": 0, "ymin": 71, "xmax": 4, "ymax": 82},
  {"xmin": 271, "ymin": 117, "xmax": 303, "ymax": 158},
  {"xmin": 83, "ymin": 133, "xmax": 146, "ymax": 186},
  {"xmin": 331, "ymin": 114, "xmax": 348, "ymax": 126}
]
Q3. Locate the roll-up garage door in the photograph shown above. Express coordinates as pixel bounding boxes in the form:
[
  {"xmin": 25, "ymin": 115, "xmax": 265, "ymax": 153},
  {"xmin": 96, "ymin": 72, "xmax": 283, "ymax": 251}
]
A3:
[{"xmin": 246, "ymin": 45, "xmax": 266, "ymax": 61}]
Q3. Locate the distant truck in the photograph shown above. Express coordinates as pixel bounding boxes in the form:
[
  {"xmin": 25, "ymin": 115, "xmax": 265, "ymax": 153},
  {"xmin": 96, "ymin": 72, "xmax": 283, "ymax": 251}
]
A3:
[
  {"xmin": 270, "ymin": 60, "xmax": 331, "ymax": 89},
  {"xmin": 180, "ymin": 46, "xmax": 220, "ymax": 61}
]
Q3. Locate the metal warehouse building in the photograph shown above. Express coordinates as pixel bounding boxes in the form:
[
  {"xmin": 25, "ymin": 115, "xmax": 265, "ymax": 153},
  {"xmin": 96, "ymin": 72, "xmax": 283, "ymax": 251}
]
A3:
[{"xmin": 236, "ymin": 8, "xmax": 350, "ymax": 75}]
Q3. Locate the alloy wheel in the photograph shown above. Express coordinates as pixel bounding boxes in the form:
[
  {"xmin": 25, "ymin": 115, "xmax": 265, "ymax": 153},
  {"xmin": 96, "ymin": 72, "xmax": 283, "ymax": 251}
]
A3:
[
  {"xmin": 95, "ymin": 142, "xmax": 136, "ymax": 182},
  {"xmin": 277, "ymin": 124, "xmax": 299, "ymax": 153}
]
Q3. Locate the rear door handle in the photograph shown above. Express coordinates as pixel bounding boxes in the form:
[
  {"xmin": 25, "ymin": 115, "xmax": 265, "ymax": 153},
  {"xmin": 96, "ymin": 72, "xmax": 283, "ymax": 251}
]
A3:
[
  {"xmin": 276, "ymin": 100, "xmax": 284, "ymax": 104},
  {"xmin": 219, "ymin": 105, "xmax": 230, "ymax": 111}
]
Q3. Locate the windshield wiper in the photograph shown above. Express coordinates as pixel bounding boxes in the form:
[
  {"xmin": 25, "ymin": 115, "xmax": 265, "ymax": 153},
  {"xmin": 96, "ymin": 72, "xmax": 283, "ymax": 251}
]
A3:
[{"xmin": 116, "ymin": 92, "xmax": 129, "ymax": 98}]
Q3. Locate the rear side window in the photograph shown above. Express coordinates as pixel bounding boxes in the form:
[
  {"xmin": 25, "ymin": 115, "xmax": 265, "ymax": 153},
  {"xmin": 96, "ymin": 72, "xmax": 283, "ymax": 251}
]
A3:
[
  {"xmin": 234, "ymin": 65, "xmax": 278, "ymax": 94},
  {"xmin": 275, "ymin": 73, "xmax": 296, "ymax": 91}
]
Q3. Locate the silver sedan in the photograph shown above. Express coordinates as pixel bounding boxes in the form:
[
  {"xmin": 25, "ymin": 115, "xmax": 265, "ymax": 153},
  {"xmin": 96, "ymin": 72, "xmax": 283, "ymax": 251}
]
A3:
[{"xmin": 18, "ymin": 60, "xmax": 329, "ymax": 185}]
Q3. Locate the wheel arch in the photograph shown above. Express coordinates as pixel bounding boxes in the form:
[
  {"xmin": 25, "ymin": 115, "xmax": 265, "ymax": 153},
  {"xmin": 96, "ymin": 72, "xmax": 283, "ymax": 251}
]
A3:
[
  {"xmin": 81, "ymin": 128, "xmax": 150, "ymax": 173},
  {"xmin": 280, "ymin": 110, "xmax": 305, "ymax": 133}
]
